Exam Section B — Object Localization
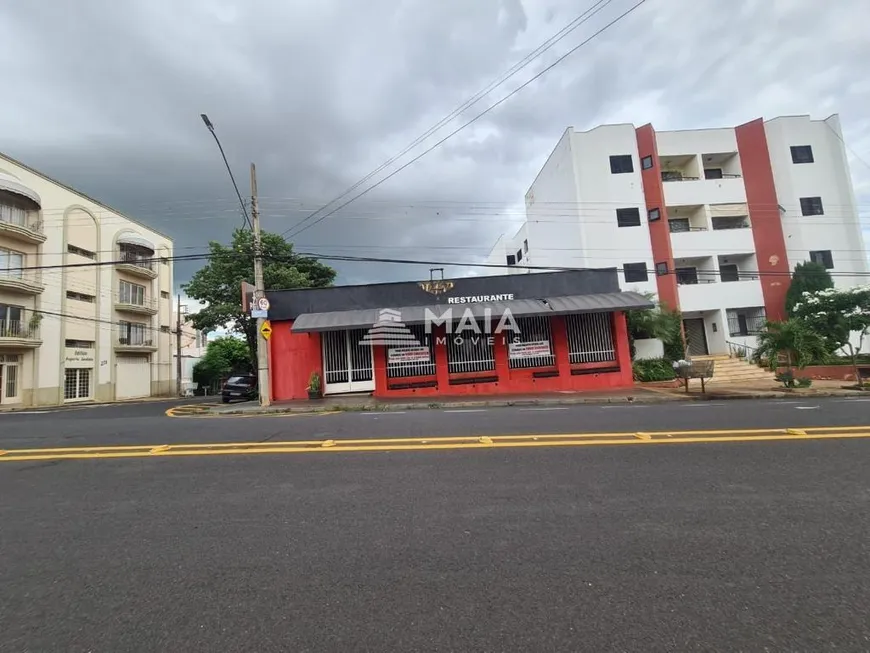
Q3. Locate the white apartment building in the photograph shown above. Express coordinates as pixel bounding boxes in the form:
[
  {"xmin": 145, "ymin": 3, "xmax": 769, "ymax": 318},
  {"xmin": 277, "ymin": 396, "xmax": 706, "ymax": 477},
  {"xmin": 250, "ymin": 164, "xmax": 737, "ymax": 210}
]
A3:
[
  {"xmin": 488, "ymin": 114, "xmax": 868, "ymax": 356},
  {"xmin": 174, "ymin": 310, "xmax": 209, "ymax": 394},
  {"xmin": 0, "ymin": 152, "xmax": 175, "ymax": 408}
]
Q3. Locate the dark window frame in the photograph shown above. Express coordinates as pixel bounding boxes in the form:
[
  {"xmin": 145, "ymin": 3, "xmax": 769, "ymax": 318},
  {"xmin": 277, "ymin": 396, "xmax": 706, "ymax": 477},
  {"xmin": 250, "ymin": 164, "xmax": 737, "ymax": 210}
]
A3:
[
  {"xmin": 719, "ymin": 263, "xmax": 740, "ymax": 282},
  {"xmin": 623, "ymin": 262, "xmax": 649, "ymax": 283},
  {"xmin": 809, "ymin": 250, "xmax": 834, "ymax": 269},
  {"xmin": 616, "ymin": 207, "xmax": 641, "ymax": 228},
  {"xmin": 516, "ymin": 249, "xmax": 523, "ymax": 263},
  {"xmin": 648, "ymin": 208, "xmax": 661, "ymax": 222},
  {"xmin": 506, "ymin": 254, "xmax": 516, "ymax": 266},
  {"xmin": 609, "ymin": 155, "xmax": 634, "ymax": 174},
  {"xmin": 655, "ymin": 262, "xmax": 669, "ymax": 277},
  {"xmin": 800, "ymin": 196, "xmax": 824, "ymax": 216},
  {"xmin": 790, "ymin": 145, "xmax": 814, "ymax": 164},
  {"xmin": 704, "ymin": 168, "xmax": 724, "ymax": 180},
  {"xmin": 641, "ymin": 155, "xmax": 653, "ymax": 170}
]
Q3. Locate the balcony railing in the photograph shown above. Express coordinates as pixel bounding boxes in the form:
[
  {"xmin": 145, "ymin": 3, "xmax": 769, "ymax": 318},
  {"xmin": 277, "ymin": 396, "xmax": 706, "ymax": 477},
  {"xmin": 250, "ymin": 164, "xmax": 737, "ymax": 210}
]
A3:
[
  {"xmin": 0, "ymin": 320, "xmax": 40, "ymax": 340},
  {"xmin": 115, "ymin": 293, "xmax": 158, "ymax": 311},
  {"xmin": 117, "ymin": 336, "xmax": 155, "ymax": 347},
  {"xmin": 676, "ymin": 271, "xmax": 759, "ymax": 285},
  {"xmin": 117, "ymin": 251, "xmax": 154, "ymax": 271},
  {"xmin": 662, "ymin": 171, "xmax": 700, "ymax": 182}
]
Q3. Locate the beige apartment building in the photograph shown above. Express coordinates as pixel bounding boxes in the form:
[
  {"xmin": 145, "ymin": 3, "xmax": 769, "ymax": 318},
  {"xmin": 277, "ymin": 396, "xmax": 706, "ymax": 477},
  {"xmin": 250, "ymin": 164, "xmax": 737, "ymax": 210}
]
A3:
[{"xmin": 0, "ymin": 152, "xmax": 174, "ymax": 408}]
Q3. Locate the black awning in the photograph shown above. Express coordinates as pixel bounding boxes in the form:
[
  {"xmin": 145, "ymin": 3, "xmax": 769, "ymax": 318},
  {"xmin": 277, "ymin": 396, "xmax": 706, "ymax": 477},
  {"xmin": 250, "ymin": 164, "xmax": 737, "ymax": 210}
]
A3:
[{"xmin": 290, "ymin": 292, "xmax": 652, "ymax": 333}]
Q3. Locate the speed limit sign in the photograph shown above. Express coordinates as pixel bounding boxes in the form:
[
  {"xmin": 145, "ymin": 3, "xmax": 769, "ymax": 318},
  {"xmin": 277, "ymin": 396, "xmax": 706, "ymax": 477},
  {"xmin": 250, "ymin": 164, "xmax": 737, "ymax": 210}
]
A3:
[{"xmin": 257, "ymin": 297, "xmax": 270, "ymax": 311}]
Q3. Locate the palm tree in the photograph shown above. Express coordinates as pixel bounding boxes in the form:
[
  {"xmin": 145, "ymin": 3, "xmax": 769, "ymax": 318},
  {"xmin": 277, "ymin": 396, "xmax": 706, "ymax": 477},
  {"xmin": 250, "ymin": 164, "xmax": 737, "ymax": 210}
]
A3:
[{"xmin": 755, "ymin": 319, "xmax": 828, "ymax": 372}]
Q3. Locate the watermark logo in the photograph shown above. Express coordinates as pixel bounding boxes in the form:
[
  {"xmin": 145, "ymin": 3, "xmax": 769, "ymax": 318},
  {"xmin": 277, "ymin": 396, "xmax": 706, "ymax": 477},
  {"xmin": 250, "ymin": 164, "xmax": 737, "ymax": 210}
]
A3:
[
  {"xmin": 357, "ymin": 307, "xmax": 522, "ymax": 348},
  {"xmin": 358, "ymin": 309, "xmax": 422, "ymax": 347}
]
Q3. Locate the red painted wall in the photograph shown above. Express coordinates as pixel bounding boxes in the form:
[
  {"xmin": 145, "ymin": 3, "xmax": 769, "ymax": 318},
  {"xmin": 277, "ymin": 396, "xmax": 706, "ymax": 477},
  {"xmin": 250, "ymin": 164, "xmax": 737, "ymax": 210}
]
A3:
[
  {"xmin": 270, "ymin": 313, "xmax": 635, "ymax": 401},
  {"xmin": 269, "ymin": 320, "xmax": 322, "ymax": 400},
  {"xmin": 776, "ymin": 365, "xmax": 860, "ymax": 381},
  {"xmin": 636, "ymin": 124, "xmax": 679, "ymax": 312},
  {"xmin": 735, "ymin": 119, "xmax": 790, "ymax": 321}
]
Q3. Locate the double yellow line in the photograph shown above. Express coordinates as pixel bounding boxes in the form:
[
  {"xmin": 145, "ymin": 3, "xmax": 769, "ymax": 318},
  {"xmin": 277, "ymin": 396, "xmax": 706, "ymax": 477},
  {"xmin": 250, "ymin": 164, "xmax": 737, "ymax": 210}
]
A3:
[{"xmin": 2, "ymin": 426, "xmax": 870, "ymax": 462}]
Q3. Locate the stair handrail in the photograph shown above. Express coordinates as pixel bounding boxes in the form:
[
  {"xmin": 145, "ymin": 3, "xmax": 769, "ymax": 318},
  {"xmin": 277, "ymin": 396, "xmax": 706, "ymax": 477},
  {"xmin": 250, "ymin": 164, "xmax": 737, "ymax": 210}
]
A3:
[{"xmin": 725, "ymin": 340, "xmax": 758, "ymax": 360}]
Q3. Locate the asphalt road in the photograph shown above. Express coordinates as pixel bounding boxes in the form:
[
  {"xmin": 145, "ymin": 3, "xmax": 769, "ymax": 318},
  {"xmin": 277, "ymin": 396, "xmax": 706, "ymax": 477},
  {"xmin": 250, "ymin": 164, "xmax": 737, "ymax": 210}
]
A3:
[
  {"xmin": 1, "ymin": 395, "xmax": 869, "ymax": 449},
  {"xmin": 2, "ymin": 398, "xmax": 870, "ymax": 651}
]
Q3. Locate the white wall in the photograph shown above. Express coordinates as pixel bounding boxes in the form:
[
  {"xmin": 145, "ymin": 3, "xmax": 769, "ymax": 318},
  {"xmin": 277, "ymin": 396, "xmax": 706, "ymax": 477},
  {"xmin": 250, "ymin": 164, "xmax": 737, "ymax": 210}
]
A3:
[{"xmin": 764, "ymin": 114, "xmax": 869, "ymax": 288}]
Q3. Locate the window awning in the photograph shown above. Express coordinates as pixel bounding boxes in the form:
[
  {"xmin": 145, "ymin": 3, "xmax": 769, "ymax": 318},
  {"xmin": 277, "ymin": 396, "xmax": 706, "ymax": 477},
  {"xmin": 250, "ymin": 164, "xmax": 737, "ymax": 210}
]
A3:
[
  {"xmin": 290, "ymin": 291, "xmax": 653, "ymax": 333},
  {"xmin": 0, "ymin": 172, "xmax": 41, "ymax": 206},
  {"xmin": 117, "ymin": 232, "xmax": 156, "ymax": 250}
]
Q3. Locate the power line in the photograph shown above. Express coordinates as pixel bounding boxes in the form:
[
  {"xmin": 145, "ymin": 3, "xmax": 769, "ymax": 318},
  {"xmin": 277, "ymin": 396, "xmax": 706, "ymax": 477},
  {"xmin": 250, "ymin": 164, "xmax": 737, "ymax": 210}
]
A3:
[
  {"xmin": 280, "ymin": 0, "xmax": 651, "ymax": 241},
  {"xmin": 280, "ymin": 0, "xmax": 618, "ymax": 237}
]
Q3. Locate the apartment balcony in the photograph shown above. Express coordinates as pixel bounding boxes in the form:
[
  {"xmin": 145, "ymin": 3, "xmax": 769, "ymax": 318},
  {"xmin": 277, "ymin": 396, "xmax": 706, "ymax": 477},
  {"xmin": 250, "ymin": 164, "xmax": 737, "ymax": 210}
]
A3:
[
  {"xmin": 0, "ymin": 271, "xmax": 44, "ymax": 295},
  {"xmin": 669, "ymin": 223, "xmax": 755, "ymax": 259},
  {"xmin": 678, "ymin": 277, "xmax": 764, "ymax": 313},
  {"xmin": 663, "ymin": 175, "xmax": 747, "ymax": 207},
  {"xmin": 114, "ymin": 294, "xmax": 159, "ymax": 316},
  {"xmin": 115, "ymin": 336, "xmax": 158, "ymax": 353},
  {"xmin": 115, "ymin": 250, "xmax": 158, "ymax": 279},
  {"xmin": 0, "ymin": 213, "xmax": 46, "ymax": 245},
  {"xmin": 0, "ymin": 320, "xmax": 41, "ymax": 349}
]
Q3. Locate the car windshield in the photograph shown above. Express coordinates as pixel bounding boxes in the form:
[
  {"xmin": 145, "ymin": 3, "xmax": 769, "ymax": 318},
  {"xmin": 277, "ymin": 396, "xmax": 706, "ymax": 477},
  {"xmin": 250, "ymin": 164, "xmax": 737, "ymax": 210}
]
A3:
[{"xmin": 226, "ymin": 376, "xmax": 253, "ymax": 385}]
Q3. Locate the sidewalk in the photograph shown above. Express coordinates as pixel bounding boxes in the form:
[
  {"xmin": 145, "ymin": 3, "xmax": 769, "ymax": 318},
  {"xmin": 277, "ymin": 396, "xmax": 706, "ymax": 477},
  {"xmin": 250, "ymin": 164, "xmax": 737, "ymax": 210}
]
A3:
[{"xmin": 209, "ymin": 381, "xmax": 867, "ymax": 416}]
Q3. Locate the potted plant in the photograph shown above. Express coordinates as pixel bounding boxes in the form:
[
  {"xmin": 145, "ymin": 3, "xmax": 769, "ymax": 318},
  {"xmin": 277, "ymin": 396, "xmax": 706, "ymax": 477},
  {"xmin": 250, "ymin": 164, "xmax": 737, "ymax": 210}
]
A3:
[{"xmin": 307, "ymin": 371, "xmax": 323, "ymax": 400}]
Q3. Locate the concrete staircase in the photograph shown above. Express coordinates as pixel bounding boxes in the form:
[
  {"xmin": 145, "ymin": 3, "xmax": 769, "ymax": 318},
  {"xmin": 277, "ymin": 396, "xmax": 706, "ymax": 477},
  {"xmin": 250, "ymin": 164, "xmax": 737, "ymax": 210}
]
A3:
[{"xmin": 689, "ymin": 354, "xmax": 776, "ymax": 386}]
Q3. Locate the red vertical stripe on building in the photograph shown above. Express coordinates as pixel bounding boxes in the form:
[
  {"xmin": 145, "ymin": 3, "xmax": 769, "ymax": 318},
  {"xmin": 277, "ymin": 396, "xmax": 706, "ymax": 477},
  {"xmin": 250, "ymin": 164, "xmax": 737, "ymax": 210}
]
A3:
[
  {"xmin": 735, "ymin": 119, "xmax": 789, "ymax": 321},
  {"xmin": 636, "ymin": 124, "xmax": 679, "ymax": 311}
]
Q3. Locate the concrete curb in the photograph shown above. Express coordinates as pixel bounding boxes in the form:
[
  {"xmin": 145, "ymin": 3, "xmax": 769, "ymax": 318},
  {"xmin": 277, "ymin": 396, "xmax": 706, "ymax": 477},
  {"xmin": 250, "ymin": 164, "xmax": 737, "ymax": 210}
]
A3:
[{"xmin": 197, "ymin": 388, "xmax": 868, "ymax": 417}]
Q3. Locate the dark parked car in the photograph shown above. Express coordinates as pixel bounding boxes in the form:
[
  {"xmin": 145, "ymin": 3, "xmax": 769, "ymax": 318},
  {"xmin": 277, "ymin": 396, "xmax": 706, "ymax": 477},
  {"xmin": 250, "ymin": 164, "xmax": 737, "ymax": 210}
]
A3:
[{"xmin": 221, "ymin": 375, "xmax": 258, "ymax": 403}]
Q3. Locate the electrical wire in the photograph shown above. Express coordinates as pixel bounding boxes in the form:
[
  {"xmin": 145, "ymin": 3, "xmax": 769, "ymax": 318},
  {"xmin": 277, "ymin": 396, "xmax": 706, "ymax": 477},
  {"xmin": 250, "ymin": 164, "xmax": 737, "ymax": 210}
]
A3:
[{"xmin": 280, "ymin": 0, "xmax": 651, "ymax": 240}]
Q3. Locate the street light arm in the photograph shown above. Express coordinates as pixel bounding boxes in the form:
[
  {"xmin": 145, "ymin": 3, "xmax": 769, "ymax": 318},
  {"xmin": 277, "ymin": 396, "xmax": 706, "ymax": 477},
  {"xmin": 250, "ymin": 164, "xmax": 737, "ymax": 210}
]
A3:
[{"xmin": 200, "ymin": 114, "xmax": 252, "ymax": 230}]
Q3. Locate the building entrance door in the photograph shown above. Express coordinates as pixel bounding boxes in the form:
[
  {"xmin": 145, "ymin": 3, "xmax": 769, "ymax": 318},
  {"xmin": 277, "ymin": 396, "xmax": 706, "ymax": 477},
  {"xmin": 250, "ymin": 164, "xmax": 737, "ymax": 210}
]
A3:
[
  {"xmin": 322, "ymin": 329, "xmax": 375, "ymax": 394},
  {"xmin": 683, "ymin": 318, "xmax": 709, "ymax": 356}
]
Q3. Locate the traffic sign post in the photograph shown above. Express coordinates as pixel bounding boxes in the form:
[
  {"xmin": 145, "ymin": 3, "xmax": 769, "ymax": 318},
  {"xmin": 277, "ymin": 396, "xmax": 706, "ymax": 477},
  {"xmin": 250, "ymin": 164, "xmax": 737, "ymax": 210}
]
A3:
[{"xmin": 260, "ymin": 320, "xmax": 272, "ymax": 341}]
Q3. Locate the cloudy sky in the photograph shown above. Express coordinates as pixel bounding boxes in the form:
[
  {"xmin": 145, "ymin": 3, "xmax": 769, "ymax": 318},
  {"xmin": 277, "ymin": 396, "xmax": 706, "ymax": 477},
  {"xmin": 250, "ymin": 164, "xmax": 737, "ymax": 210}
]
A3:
[{"xmin": 2, "ymin": 0, "xmax": 868, "ymax": 288}]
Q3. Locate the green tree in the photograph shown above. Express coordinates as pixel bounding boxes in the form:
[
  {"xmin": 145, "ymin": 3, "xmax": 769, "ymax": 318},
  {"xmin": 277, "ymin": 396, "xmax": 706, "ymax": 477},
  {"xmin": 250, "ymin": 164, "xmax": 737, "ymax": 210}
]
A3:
[
  {"xmin": 626, "ymin": 292, "xmax": 684, "ymax": 361},
  {"xmin": 183, "ymin": 228, "xmax": 336, "ymax": 368},
  {"xmin": 785, "ymin": 261, "xmax": 834, "ymax": 316},
  {"xmin": 192, "ymin": 336, "xmax": 253, "ymax": 390},
  {"xmin": 755, "ymin": 319, "xmax": 829, "ymax": 375},
  {"xmin": 791, "ymin": 285, "xmax": 870, "ymax": 384}
]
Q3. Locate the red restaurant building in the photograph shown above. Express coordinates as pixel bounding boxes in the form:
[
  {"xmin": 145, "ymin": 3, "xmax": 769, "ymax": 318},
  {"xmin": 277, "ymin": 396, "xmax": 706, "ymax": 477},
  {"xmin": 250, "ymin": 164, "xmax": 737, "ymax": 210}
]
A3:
[{"xmin": 265, "ymin": 269, "xmax": 652, "ymax": 400}]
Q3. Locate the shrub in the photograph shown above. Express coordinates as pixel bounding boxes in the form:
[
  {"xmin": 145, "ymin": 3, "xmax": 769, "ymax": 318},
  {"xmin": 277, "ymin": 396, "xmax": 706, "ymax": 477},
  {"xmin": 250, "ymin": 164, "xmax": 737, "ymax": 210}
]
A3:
[
  {"xmin": 796, "ymin": 377, "xmax": 813, "ymax": 388},
  {"xmin": 633, "ymin": 358, "xmax": 676, "ymax": 382},
  {"xmin": 775, "ymin": 370, "xmax": 812, "ymax": 389}
]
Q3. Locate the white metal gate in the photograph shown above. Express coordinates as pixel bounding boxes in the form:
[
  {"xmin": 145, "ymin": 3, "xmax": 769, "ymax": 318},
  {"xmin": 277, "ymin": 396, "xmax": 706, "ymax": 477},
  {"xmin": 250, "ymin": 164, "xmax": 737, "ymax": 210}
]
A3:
[
  {"xmin": 322, "ymin": 329, "xmax": 374, "ymax": 394},
  {"xmin": 116, "ymin": 356, "xmax": 151, "ymax": 399}
]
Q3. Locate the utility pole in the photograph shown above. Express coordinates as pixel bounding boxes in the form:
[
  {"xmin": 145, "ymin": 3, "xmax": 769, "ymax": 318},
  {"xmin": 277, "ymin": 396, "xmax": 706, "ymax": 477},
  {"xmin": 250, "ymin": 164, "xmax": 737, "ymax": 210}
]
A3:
[
  {"xmin": 250, "ymin": 163, "xmax": 271, "ymax": 407},
  {"xmin": 176, "ymin": 294, "xmax": 183, "ymax": 397}
]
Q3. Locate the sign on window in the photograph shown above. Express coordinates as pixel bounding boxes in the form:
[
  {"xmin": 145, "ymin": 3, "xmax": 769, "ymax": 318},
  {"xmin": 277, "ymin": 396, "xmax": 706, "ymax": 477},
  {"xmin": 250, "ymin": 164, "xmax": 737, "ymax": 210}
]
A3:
[
  {"xmin": 509, "ymin": 340, "xmax": 551, "ymax": 359},
  {"xmin": 387, "ymin": 346, "xmax": 430, "ymax": 364}
]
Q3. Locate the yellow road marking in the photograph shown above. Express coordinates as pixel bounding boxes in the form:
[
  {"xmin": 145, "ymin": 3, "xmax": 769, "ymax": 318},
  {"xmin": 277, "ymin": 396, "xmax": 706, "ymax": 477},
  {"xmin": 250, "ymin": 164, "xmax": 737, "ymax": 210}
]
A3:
[{"xmin": 2, "ymin": 426, "xmax": 870, "ymax": 462}]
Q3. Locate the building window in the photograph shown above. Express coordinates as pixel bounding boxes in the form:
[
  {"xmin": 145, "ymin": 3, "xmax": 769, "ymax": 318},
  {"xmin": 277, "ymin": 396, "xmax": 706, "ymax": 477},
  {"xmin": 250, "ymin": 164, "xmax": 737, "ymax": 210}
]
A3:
[
  {"xmin": 0, "ymin": 247, "xmax": 24, "ymax": 279},
  {"xmin": 4, "ymin": 358, "xmax": 19, "ymax": 399},
  {"xmin": 119, "ymin": 280, "xmax": 146, "ymax": 306},
  {"xmin": 616, "ymin": 207, "xmax": 641, "ymax": 228},
  {"xmin": 506, "ymin": 254, "xmax": 516, "ymax": 266},
  {"xmin": 65, "ymin": 340, "xmax": 95, "ymax": 349},
  {"xmin": 523, "ymin": 239, "xmax": 528, "ymax": 253},
  {"xmin": 676, "ymin": 267, "xmax": 699, "ymax": 285},
  {"xmin": 727, "ymin": 308, "xmax": 766, "ymax": 337},
  {"xmin": 119, "ymin": 320, "xmax": 149, "ymax": 346},
  {"xmin": 641, "ymin": 155, "xmax": 653, "ymax": 170},
  {"xmin": 0, "ymin": 303, "xmax": 25, "ymax": 337},
  {"xmin": 68, "ymin": 244, "xmax": 96, "ymax": 259},
  {"xmin": 704, "ymin": 168, "xmax": 723, "ymax": 180},
  {"xmin": 791, "ymin": 145, "xmax": 814, "ymax": 164},
  {"xmin": 609, "ymin": 155, "xmax": 634, "ymax": 174},
  {"xmin": 623, "ymin": 263, "xmax": 649, "ymax": 283},
  {"xmin": 800, "ymin": 196, "xmax": 824, "ymax": 216},
  {"xmin": 809, "ymin": 250, "xmax": 834, "ymax": 269},
  {"xmin": 648, "ymin": 208, "xmax": 661, "ymax": 222},
  {"xmin": 509, "ymin": 316, "xmax": 555, "ymax": 370},
  {"xmin": 161, "ymin": 291, "xmax": 170, "ymax": 299},
  {"xmin": 66, "ymin": 290, "xmax": 96, "ymax": 303},
  {"xmin": 516, "ymin": 249, "xmax": 523, "ymax": 263},
  {"xmin": 0, "ymin": 200, "xmax": 28, "ymax": 227},
  {"xmin": 566, "ymin": 313, "xmax": 615, "ymax": 363},
  {"xmin": 720, "ymin": 264, "xmax": 740, "ymax": 282},
  {"xmin": 64, "ymin": 368, "xmax": 91, "ymax": 401},
  {"xmin": 655, "ymin": 262, "xmax": 669, "ymax": 276}
]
